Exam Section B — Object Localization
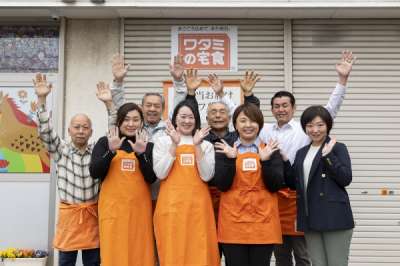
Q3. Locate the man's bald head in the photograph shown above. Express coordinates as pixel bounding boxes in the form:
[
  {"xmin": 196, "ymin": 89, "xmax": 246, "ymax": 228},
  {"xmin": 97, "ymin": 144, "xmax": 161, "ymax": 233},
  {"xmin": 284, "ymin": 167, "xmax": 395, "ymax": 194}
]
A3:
[{"xmin": 68, "ymin": 113, "xmax": 93, "ymax": 149}]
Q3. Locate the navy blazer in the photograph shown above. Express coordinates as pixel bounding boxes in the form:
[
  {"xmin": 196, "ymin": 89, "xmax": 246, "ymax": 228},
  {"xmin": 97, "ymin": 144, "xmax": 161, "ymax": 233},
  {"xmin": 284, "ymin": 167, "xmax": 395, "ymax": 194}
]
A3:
[{"xmin": 284, "ymin": 136, "xmax": 354, "ymax": 232}]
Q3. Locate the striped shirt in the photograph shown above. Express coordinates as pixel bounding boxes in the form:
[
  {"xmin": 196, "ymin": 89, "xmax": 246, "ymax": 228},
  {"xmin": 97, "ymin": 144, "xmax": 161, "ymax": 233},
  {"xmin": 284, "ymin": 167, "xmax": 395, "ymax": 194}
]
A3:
[{"xmin": 37, "ymin": 106, "xmax": 99, "ymax": 204}]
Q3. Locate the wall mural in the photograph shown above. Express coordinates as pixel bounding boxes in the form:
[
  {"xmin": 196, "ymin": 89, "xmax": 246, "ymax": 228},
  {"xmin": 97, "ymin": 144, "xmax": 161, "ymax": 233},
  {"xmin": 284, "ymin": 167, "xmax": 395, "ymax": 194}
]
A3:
[
  {"xmin": 0, "ymin": 26, "xmax": 59, "ymax": 73},
  {"xmin": 0, "ymin": 25, "xmax": 58, "ymax": 173}
]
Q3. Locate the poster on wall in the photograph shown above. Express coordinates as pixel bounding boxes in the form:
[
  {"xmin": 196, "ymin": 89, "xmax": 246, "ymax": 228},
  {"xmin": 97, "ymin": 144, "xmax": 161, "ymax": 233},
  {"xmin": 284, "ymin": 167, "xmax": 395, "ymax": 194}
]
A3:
[
  {"xmin": 171, "ymin": 25, "xmax": 238, "ymax": 71},
  {"xmin": 0, "ymin": 86, "xmax": 50, "ymax": 173},
  {"xmin": 163, "ymin": 80, "xmax": 242, "ymax": 125}
]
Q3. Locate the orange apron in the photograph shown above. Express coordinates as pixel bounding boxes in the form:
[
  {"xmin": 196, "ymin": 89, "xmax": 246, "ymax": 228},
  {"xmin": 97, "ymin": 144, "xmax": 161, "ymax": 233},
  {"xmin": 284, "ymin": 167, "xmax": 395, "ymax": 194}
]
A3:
[
  {"xmin": 218, "ymin": 151, "xmax": 282, "ymax": 244},
  {"xmin": 278, "ymin": 188, "xmax": 303, "ymax": 236},
  {"xmin": 209, "ymin": 186, "xmax": 221, "ymax": 224},
  {"xmin": 154, "ymin": 144, "xmax": 220, "ymax": 266},
  {"xmin": 98, "ymin": 150, "xmax": 155, "ymax": 266},
  {"xmin": 53, "ymin": 201, "xmax": 99, "ymax": 251}
]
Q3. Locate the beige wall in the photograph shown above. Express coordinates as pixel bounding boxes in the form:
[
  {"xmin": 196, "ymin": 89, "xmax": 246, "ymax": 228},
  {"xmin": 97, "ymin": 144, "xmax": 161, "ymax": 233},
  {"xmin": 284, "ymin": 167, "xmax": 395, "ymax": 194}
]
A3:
[{"xmin": 64, "ymin": 19, "xmax": 120, "ymax": 141}]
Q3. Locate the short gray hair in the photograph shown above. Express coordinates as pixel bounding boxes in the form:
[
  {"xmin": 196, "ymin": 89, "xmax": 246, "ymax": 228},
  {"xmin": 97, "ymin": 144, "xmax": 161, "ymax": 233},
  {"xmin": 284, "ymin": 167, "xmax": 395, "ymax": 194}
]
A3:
[
  {"xmin": 142, "ymin": 93, "xmax": 165, "ymax": 110},
  {"xmin": 207, "ymin": 101, "xmax": 231, "ymax": 115}
]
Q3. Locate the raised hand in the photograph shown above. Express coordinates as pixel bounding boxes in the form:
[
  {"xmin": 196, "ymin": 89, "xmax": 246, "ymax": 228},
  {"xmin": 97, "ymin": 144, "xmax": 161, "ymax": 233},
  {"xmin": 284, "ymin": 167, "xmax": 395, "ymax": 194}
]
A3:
[
  {"xmin": 240, "ymin": 71, "xmax": 260, "ymax": 97},
  {"xmin": 112, "ymin": 54, "xmax": 129, "ymax": 84},
  {"xmin": 193, "ymin": 126, "xmax": 211, "ymax": 146},
  {"xmin": 107, "ymin": 127, "xmax": 125, "ymax": 152},
  {"xmin": 185, "ymin": 69, "xmax": 203, "ymax": 96},
  {"xmin": 33, "ymin": 73, "xmax": 52, "ymax": 101},
  {"xmin": 165, "ymin": 120, "xmax": 181, "ymax": 145},
  {"xmin": 259, "ymin": 139, "xmax": 280, "ymax": 161},
  {"xmin": 336, "ymin": 50, "xmax": 356, "ymax": 86},
  {"xmin": 128, "ymin": 129, "xmax": 148, "ymax": 154},
  {"xmin": 322, "ymin": 137, "xmax": 336, "ymax": 157},
  {"xmin": 208, "ymin": 73, "xmax": 224, "ymax": 98},
  {"xmin": 170, "ymin": 54, "xmax": 185, "ymax": 81},
  {"xmin": 215, "ymin": 139, "xmax": 238, "ymax": 159},
  {"xmin": 96, "ymin": 81, "xmax": 112, "ymax": 103}
]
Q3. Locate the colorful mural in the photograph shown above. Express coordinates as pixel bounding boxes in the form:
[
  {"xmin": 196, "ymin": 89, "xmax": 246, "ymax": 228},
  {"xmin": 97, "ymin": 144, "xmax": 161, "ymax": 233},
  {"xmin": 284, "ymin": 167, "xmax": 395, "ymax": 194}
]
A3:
[{"xmin": 0, "ymin": 88, "xmax": 50, "ymax": 173}]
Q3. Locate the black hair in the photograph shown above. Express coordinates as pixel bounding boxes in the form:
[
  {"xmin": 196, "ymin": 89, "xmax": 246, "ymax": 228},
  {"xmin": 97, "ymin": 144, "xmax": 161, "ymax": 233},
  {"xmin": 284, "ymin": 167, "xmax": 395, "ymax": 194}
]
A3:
[
  {"xmin": 300, "ymin": 105, "xmax": 333, "ymax": 135},
  {"xmin": 171, "ymin": 100, "xmax": 201, "ymax": 136},
  {"xmin": 232, "ymin": 103, "xmax": 264, "ymax": 136},
  {"xmin": 270, "ymin": 90, "xmax": 296, "ymax": 107},
  {"xmin": 116, "ymin": 102, "xmax": 144, "ymax": 129}
]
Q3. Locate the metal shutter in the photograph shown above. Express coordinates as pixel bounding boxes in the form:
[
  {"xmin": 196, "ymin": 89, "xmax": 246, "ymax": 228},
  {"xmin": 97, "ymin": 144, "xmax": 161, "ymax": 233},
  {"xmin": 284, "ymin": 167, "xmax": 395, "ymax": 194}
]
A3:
[
  {"xmin": 123, "ymin": 18, "xmax": 284, "ymax": 117},
  {"xmin": 292, "ymin": 19, "xmax": 400, "ymax": 265}
]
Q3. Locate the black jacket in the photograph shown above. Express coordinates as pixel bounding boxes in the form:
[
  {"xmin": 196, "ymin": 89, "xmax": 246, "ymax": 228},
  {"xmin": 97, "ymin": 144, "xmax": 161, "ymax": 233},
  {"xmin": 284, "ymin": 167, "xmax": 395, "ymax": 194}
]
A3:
[
  {"xmin": 284, "ymin": 136, "xmax": 354, "ymax": 232},
  {"xmin": 89, "ymin": 136, "xmax": 157, "ymax": 184}
]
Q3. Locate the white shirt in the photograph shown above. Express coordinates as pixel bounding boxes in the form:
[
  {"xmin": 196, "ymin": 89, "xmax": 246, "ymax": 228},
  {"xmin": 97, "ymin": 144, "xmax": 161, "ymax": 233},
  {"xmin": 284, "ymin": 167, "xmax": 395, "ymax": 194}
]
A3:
[
  {"xmin": 152, "ymin": 135, "xmax": 215, "ymax": 182},
  {"xmin": 303, "ymin": 145, "xmax": 321, "ymax": 191},
  {"xmin": 259, "ymin": 83, "xmax": 346, "ymax": 163}
]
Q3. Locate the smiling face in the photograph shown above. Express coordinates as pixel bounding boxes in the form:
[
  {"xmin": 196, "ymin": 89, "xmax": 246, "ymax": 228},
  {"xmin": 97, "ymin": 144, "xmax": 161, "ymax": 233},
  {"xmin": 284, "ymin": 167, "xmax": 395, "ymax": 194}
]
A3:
[
  {"xmin": 235, "ymin": 111, "xmax": 260, "ymax": 143},
  {"xmin": 119, "ymin": 110, "xmax": 143, "ymax": 137},
  {"xmin": 206, "ymin": 102, "xmax": 230, "ymax": 131},
  {"xmin": 68, "ymin": 114, "xmax": 92, "ymax": 148},
  {"xmin": 175, "ymin": 106, "xmax": 195, "ymax": 136},
  {"xmin": 142, "ymin": 95, "xmax": 162, "ymax": 126},
  {"xmin": 305, "ymin": 116, "xmax": 328, "ymax": 146},
  {"xmin": 271, "ymin": 96, "xmax": 295, "ymax": 127}
]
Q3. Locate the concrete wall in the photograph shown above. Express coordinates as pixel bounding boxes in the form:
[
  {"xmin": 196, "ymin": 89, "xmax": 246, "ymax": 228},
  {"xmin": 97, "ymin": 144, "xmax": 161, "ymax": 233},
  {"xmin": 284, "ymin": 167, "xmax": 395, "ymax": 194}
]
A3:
[{"xmin": 64, "ymin": 19, "xmax": 120, "ymax": 142}]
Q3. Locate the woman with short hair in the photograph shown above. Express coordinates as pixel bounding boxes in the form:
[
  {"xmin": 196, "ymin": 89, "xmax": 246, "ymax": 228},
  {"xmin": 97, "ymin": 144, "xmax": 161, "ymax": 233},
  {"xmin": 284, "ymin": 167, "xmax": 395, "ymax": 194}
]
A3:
[
  {"xmin": 214, "ymin": 103, "xmax": 285, "ymax": 266},
  {"xmin": 284, "ymin": 105, "xmax": 354, "ymax": 266}
]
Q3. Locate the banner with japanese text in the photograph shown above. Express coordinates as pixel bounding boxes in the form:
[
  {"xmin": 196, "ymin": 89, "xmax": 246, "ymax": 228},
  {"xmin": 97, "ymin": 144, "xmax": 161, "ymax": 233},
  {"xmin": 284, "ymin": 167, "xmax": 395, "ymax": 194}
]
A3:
[
  {"xmin": 171, "ymin": 25, "xmax": 238, "ymax": 71},
  {"xmin": 163, "ymin": 80, "xmax": 242, "ymax": 125}
]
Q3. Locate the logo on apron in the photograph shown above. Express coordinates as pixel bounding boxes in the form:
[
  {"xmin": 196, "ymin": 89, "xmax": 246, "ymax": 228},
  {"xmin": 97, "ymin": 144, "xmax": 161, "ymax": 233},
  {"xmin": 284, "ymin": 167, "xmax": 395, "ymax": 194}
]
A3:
[
  {"xmin": 180, "ymin": 154, "xmax": 195, "ymax": 166},
  {"xmin": 242, "ymin": 158, "xmax": 257, "ymax": 171},
  {"xmin": 121, "ymin": 159, "xmax": 135, "ymax": 171}
]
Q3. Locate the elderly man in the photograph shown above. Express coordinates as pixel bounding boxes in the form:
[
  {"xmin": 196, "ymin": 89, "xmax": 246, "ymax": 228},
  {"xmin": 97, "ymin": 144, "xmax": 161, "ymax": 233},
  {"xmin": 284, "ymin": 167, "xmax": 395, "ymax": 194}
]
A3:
[
  {"xmin": 34, "ymin": 73, "xmax": 100, "ymax": 266},
  {"xmin": 259, "ymin": 50, "xmax": 355, "ymax": 266}
]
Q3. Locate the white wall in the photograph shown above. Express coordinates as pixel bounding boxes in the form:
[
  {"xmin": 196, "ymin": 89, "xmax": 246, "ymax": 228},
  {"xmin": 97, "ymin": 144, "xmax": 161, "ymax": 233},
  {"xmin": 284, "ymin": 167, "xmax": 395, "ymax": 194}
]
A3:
[
  {"xmin": 0, "ymin": 181, "xmax": 50, "ymax": 250},
  {"xmin": 64, "ymin": 19, "xmax": 120, "ymax": 142}
]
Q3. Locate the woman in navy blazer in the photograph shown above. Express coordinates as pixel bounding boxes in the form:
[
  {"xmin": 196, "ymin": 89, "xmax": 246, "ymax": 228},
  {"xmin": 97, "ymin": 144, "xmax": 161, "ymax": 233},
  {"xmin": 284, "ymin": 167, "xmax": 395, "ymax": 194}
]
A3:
[{"xmin": 283, "ymin": 105, "xmax": 354, "ymax": 266}]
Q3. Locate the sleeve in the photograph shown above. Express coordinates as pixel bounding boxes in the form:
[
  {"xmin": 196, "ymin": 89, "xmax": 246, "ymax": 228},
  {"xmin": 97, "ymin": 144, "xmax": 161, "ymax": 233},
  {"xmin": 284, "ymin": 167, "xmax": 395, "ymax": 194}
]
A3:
[
  {"xmin": 220, "ymin": 94, "xmax": 238, "ymax": 117},
  {"xmin": 136, "ymin": 142, "xmax": 157, "ymax": 184},
  {"xmin": 152, "ymin": 136, "xmax": 175, "ymax": 180},
  {"xmin": 213, "ymin": 152, "xmax": 236, "ymax": 192},
  {"xmin": 111, "ymin": 81, "xmax": 125, "ymax": 109},
  {"xmin": 168, "ymin": 79, "xmax": 187, "ymax": 119},
  {"xmin": 89, "ymin": 136, "xmax": 116, "ymax": 181},
  {"xmin": 283, "ymin": 158, "xmax": 297, "ymax": 190},
  {"xmin": 261, "ymin": 151, "xmax": 286, "ymax": 192},
  {"xmin": 197, "ymin": 141, "xmax": 215, "ymax": 182},
  {"xmin": 37, "ymin": 105, "xmax": 64, "ymax": 162},
  {"xmin": 323, "ymin": 142, "xmax": 352, "ymax": 187},
  {"xmin": 108, "ymin": 81, "xmax": 125, "ymax": 128},
  {"xmin": 244, "ymin": 94, "xmax": 260, "ymax": 108},
  {"xmin": 325, "ymin": 83, "xmax": 346, "ymax": 120}
]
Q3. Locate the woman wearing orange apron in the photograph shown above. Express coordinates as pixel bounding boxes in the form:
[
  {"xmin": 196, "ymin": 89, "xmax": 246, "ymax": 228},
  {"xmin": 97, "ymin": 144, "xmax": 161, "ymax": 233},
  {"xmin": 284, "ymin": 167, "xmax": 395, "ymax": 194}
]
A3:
[
  {"xmin": 214, "ymin": 103, "xmax": 285, "ymax": 266},
  {"xmin": 153, "ymin": 101, "xmax": 220, "ymax": 266},
  {"xmin": 90, "ymin": 103, "xmax": 157, "ymax": 266}
]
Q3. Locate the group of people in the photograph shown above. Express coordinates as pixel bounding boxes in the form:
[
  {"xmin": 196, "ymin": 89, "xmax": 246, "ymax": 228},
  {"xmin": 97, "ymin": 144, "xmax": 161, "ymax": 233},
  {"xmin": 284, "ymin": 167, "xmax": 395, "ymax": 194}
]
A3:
[{"xmin": 34, "ymin": 50, "xmax": 356, "ymax": 266}]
